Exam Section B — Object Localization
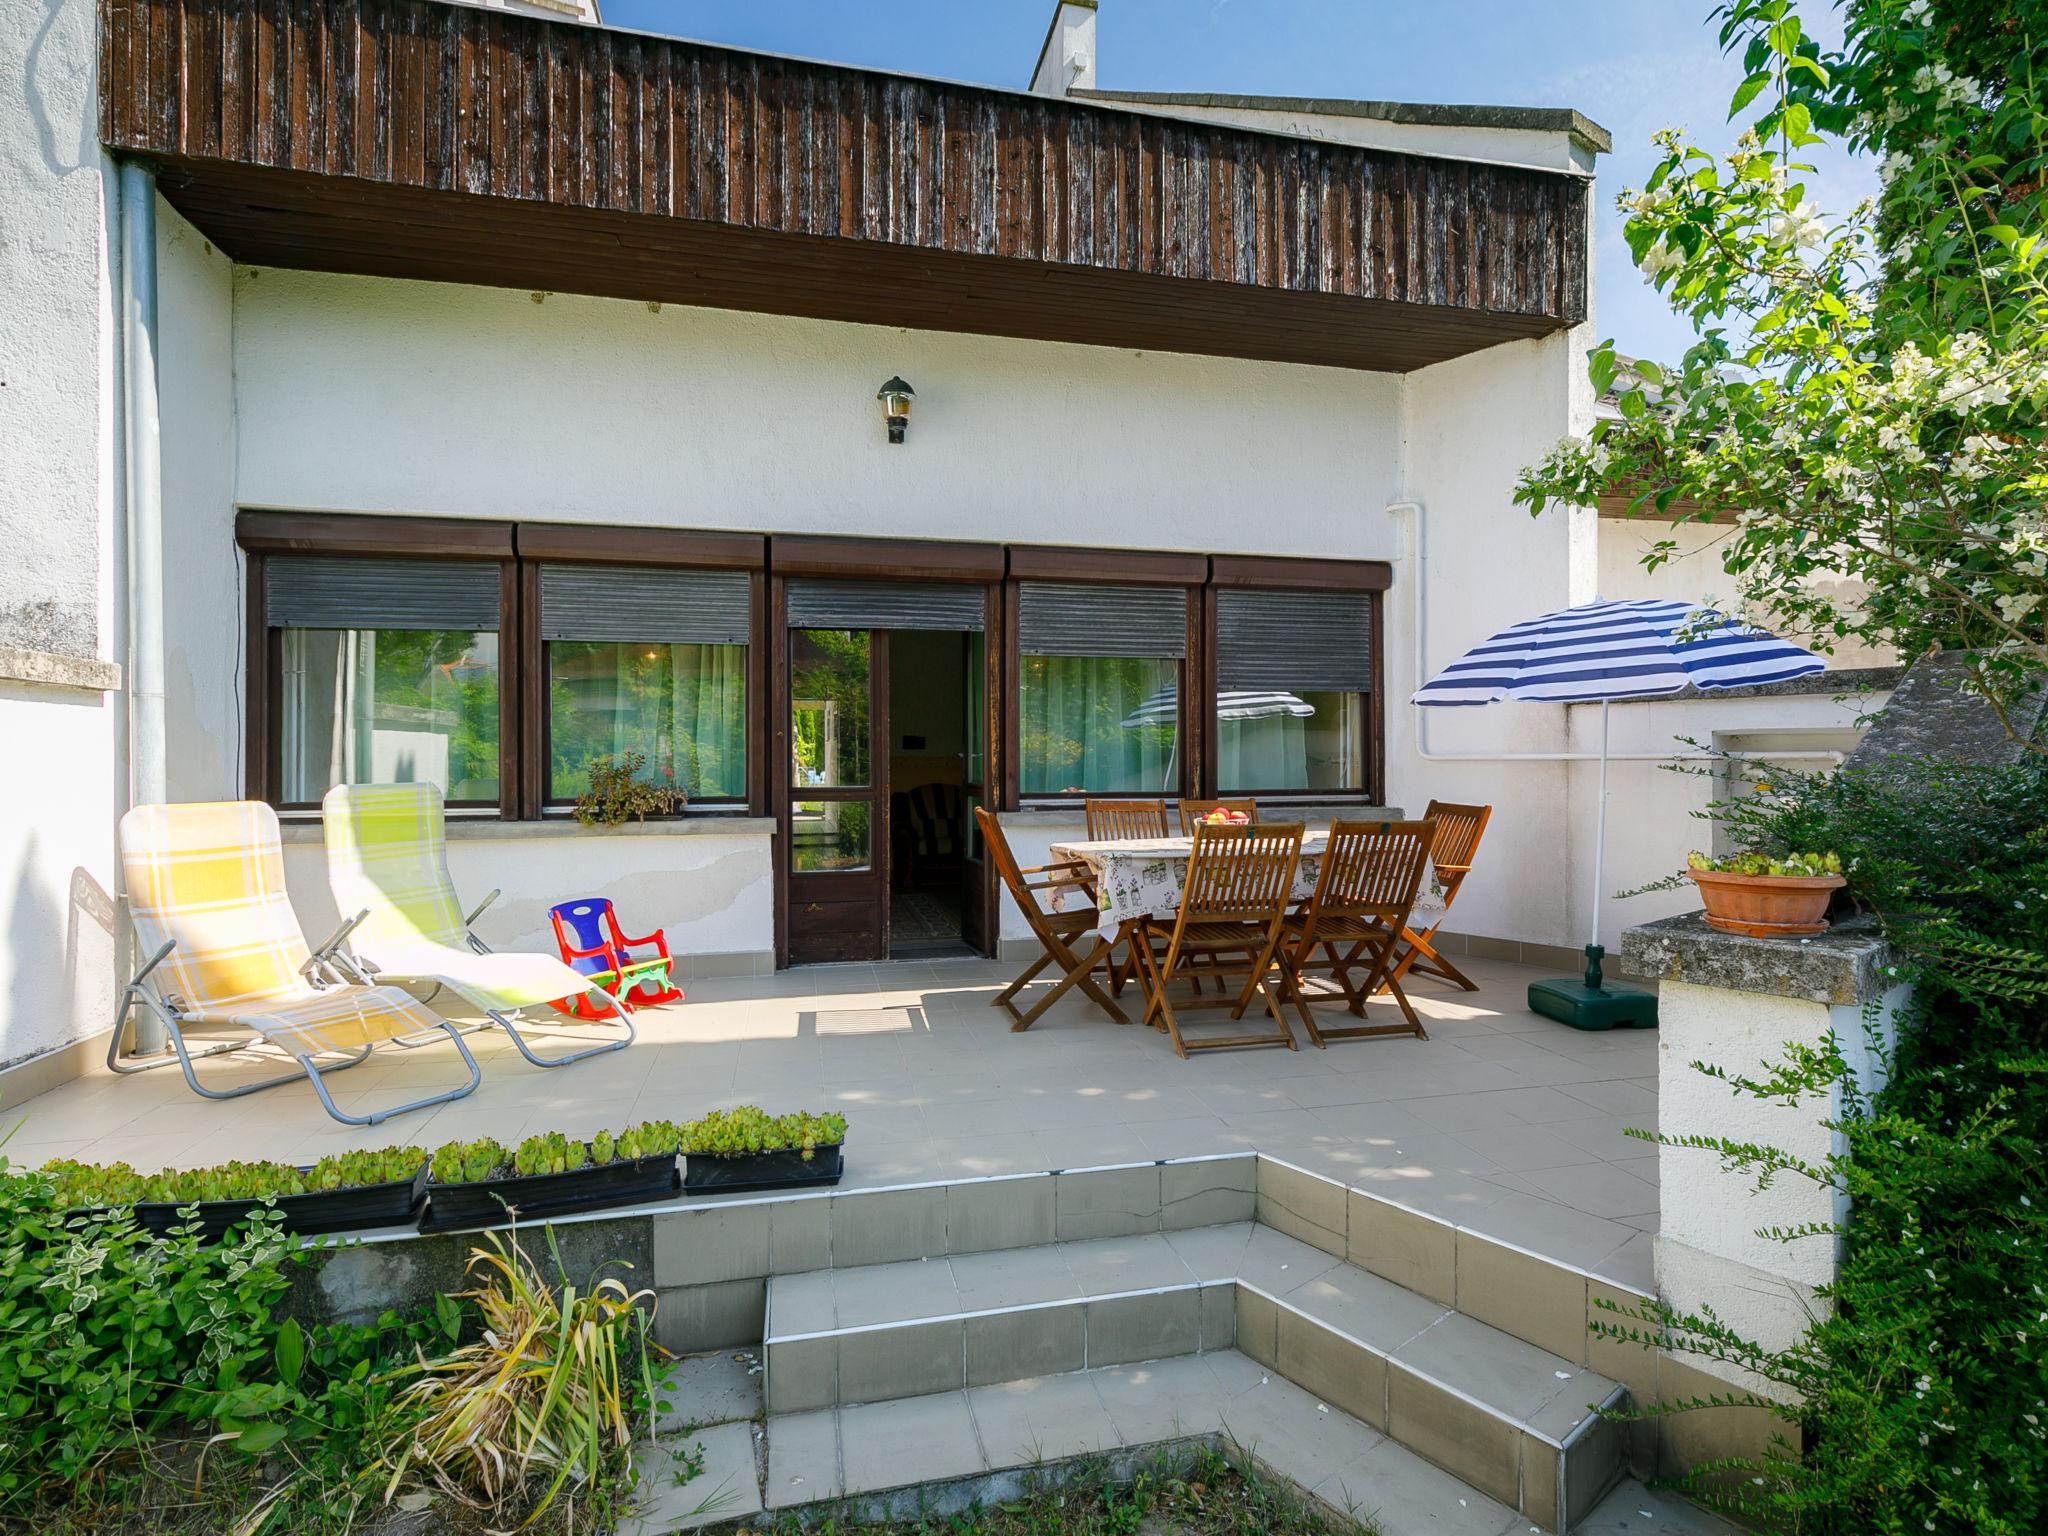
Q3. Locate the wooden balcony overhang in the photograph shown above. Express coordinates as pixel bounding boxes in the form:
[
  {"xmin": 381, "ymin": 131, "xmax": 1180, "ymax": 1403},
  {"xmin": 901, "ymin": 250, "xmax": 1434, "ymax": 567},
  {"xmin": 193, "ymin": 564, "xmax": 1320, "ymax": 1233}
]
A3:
[{"xmin": 99, "ymin": 0, "xmax": 1591, "ymax": 373}]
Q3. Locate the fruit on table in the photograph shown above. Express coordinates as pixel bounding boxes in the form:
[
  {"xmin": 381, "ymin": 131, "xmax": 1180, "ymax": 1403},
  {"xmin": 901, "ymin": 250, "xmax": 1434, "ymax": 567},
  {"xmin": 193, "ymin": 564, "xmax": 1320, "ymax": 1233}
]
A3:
[{"xmin": 1201, "ymin": 809, "xmax": 1251, "ymax": 825}]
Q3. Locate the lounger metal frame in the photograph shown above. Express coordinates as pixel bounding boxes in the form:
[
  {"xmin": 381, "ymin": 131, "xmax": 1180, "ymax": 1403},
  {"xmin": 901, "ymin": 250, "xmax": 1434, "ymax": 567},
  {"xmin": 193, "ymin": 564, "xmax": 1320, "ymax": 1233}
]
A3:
[
  {"xmin": 106, "ymin": 936, "xmax": 484, "ymax": 1126},
  {"xmin": 326, "ymin": 887, "xmax": 638, "ymax": 1069}
]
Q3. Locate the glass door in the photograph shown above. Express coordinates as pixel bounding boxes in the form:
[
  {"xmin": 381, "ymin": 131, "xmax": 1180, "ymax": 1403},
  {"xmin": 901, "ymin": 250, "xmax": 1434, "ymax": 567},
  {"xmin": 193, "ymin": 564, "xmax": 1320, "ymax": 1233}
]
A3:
[{"xmin": 787, "ymin": 628, "xmax": 889, "ymax": 963}]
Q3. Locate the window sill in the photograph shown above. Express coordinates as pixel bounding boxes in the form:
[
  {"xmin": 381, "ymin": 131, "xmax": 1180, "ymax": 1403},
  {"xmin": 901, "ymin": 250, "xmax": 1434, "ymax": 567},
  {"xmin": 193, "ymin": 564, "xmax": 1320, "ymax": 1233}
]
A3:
[
  {"xmin": 279, "ymin": 815, "xmax": 777, "ymax": 843},
  {"xmin": 0, "ymin": 645, "xmax": 122, "ymax": 694}
]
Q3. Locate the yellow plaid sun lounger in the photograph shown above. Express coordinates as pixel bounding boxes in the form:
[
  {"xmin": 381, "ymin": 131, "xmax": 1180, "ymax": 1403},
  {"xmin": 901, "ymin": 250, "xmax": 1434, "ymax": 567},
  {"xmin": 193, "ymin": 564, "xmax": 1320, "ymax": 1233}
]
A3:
[
  {"xmin": 111, "ymin": 800, "xmax": 482, "ymax": 1125},
  {"xmin": 321, "ymin": 783, "xmax": 635, "ymax": 1069}
]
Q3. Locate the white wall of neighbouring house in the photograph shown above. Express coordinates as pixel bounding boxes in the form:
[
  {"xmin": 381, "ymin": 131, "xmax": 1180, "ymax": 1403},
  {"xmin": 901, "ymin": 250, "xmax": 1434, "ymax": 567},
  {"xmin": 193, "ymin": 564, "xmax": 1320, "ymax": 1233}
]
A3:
[
  {"xmin": 1561, "ymin": 686, "xmax": 1890, "ymax": 958},
  {"xmin": 0, "ymin": 0, "xmax": 123, "ymax": 1078},
  {"xmin": 1597, "ymin": 515, "xmax": 1897, "ymax": 671},
  {"xmin": 1080, "ymin": 95, "xmax": 1598, "ymax": 175}
]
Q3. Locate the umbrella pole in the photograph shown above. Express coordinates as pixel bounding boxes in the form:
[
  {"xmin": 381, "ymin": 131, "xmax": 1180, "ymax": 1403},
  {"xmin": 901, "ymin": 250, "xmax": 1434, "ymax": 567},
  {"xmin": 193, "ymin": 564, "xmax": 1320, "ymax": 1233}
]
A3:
[
  {"xmin": 1528, "ymin": 691, "xmax": 1654, "ymax": 1027},
  {"xmin": 1586, "ymin": 699, "xmax": 1609, "ymax": 993}
]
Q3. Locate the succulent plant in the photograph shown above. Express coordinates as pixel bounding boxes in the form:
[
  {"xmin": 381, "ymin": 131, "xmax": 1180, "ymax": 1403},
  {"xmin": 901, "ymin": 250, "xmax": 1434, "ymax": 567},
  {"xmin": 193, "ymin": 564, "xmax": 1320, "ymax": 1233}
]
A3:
[
  {"xmin": 41, "ymin": 1146, "xmax": 428, "ymax": 1210},
  {"xmin": 1689, "ymin": 849, "xmax": 1844, "ymax": 878},
  {"xmin": 674, "ymin": 1107, "xmax": 846, "ymax": 1162},
  {"xmin": 428, "ymin": 1139, "xmax": 511, "ymax": 1185},
  {"xmin": 52, "ymin": 1106, "xmax": 844, "ymax": 1213}
]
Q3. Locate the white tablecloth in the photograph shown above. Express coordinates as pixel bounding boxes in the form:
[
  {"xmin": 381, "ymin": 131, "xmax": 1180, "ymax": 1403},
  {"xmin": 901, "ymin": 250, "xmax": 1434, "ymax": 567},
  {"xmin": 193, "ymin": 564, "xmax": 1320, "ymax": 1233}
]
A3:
[{"xmin": 1049, "ymin": 833, "xmax": 1445, "ymax": 941}]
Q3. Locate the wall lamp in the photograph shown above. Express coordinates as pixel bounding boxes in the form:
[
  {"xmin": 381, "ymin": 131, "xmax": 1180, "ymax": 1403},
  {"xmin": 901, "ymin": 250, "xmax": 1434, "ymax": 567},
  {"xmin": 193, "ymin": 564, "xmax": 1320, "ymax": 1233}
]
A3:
[{"xmin": 877, "ymin": 377, "xmax": 915, "ymax": 444}]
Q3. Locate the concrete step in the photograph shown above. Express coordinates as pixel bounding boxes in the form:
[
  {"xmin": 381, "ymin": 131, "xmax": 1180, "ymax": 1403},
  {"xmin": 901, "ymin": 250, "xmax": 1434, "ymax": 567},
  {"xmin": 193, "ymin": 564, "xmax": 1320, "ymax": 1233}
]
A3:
[
  {"xmin": 761, "ymin": 1219, "xmax": 1629, "ymax": 1530},
  {"xmin": 625, "ymin": 1349, "xmax": 1726, "ymax": 1536},
  {"xmin": 762, "ymin": 1228, "xmax": 1233, "ymax": 1412}
]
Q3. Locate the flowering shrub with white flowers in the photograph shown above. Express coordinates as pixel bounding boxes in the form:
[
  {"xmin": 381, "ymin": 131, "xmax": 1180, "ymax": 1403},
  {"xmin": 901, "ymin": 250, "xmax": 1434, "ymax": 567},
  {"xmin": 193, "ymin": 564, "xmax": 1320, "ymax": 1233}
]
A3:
[{"xmin": 1516, "ymin": 0, "xmax": 2047, "ymax": 739}]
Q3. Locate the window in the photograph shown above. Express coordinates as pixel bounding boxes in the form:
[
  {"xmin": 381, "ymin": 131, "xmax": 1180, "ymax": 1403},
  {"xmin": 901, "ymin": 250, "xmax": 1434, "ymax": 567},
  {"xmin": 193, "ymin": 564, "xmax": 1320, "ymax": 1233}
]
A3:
[
  {"xmin": 268, "ymin": 556, "xmax": 503, "ymax": 806},
  {"xmin": 789, "ymin": 628, "xmax": 872, "ymax": 870},
  {"xmin": 540, "ymin": 565, "xmax": 749, "ymax": 805},
  {"xmin": 1213, "ymin": 588, "xmax": 1375, "ymax": 795},
  {"xmin": 1017, "ymin": 582, "xmax": 1187, "ymax": 796}
]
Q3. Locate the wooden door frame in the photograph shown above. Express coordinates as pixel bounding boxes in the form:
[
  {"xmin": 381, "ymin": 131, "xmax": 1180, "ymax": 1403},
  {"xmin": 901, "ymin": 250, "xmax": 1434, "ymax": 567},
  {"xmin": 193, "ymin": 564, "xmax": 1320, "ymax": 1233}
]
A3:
[
  {"xmin": 776, "ymin": 610, "xmax": 891, "ymax": 968},
  {"xmin": 772, "ymin": 572, "xmax": 1003, "ymax": 969},
  {"xmin": 963, "ymin": 584, "xmax": 1003, "ymax": 960}
]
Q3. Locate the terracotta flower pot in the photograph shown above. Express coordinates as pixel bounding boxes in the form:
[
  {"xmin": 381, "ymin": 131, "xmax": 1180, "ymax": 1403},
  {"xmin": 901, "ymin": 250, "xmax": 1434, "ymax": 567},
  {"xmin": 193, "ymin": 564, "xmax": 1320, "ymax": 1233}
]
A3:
[{"xmin": 1687, "ymin": 868, "xmax": 1846, "ymax": 938}]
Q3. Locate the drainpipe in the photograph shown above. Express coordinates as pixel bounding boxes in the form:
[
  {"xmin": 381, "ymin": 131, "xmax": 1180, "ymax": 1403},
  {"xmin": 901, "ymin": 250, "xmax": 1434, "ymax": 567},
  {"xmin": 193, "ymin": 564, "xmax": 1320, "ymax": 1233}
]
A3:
[
  {"xmin": 119, "ymin": 159, "xmax": 167, "ymax": 1052},
  {"xmin": 1385, "ymin": 500, "xmax": 1842, "ymax": 766}
]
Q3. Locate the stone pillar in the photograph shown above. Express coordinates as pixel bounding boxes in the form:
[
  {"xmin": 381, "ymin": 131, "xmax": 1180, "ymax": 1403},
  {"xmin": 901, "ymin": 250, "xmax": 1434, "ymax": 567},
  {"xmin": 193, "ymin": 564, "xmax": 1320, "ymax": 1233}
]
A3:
[{"xmin": 1622, "ymin": 913, "xmax": 1906, "ymax": 1398}]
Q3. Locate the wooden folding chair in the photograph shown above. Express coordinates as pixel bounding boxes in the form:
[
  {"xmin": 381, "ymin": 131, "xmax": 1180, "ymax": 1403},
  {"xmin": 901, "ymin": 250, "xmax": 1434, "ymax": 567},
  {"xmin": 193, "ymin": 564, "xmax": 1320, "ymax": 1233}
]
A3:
[
  {"xmin": 1135, "ymin": 822, "xmax": 1304, "ymax": 1058},
  {"xmin": 1384, "ymin": 801, "xmax": 1493, "ymax": 994},
  {"xmin": 976, "ymin": 807, "xmax": 1130, "ymax": 1031},
  {"xmin": 1085, "ymin": 798, "xmax": 1170, "ymax": 840},
  {"xmin": 1277, "ymin": 819, "xmax": 1436, "ymax": 1046},
  {"xmin": 1176, "ymin": 799, "xmax": 1259, "ymax": 834},
  {"xmin": 1084, "ymin": 799, "xmax": 1170, "ymax": 994}
]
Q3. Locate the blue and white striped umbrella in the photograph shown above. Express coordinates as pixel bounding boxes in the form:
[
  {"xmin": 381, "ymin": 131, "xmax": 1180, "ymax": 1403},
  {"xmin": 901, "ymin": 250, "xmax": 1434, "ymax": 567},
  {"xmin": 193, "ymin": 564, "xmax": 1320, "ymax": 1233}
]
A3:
[
  {"xmin": 1410, "ymin": 598, "xmax": 1824, "ymax": 982},
  {"xmin": 1412, "ymin": 598, "xmax": 1824, "ymax": 707},
  {"xmin": 1120, "ymin": 688, "xmax": 1315, "ymax": 728}
]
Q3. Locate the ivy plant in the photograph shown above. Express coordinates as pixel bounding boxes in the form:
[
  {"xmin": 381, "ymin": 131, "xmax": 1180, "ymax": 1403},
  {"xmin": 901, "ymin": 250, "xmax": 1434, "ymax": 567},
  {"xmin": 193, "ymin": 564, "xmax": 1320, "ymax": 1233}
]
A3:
[{"xmin": 1608, "ymin": 751, "xmax": 2048, "ymax": 1532}]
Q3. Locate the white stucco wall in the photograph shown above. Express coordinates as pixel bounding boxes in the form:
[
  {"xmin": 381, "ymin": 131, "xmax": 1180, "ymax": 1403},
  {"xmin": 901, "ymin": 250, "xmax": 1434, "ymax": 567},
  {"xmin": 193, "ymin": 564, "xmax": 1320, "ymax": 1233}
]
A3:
[
  {"xmin": 157, "ymin": 204, "xmax": 242, "ymax": 802},
  {"xmin": 217, "ymin": 271, "xmax": 1623, "ymax": 959},
  {"xmin": 1386, "ymin": 333, "xmax": 1593, "ymax": 951},
  {"xmin": 0, "ymin": 0, "xmax": 116, "ymax": 659},
  {"xmin": 0, "ymin": 686, "xmax": 119, "ymax": 1069},
  {"xmin": 0, "ymin": 0, "xmax": 123, "ymax": 1072},
  {"xmin": 228, "ymin": 269, "xmax": 1405, "ymax": 556},
  {"xmin": 277, "ymin": 828, "xmax": 776, "ymax": 973},
  {"xmin": 1656, "ymin": 977, "xmax": 1905, "ymax": 1390}
]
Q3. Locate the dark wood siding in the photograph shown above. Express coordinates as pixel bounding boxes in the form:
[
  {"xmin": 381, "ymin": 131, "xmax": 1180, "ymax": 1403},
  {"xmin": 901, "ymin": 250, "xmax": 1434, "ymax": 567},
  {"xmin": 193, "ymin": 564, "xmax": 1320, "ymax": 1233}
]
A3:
[{"xmin": 99, "ymin": 0, "xmax": 1590, "ymax": 371}]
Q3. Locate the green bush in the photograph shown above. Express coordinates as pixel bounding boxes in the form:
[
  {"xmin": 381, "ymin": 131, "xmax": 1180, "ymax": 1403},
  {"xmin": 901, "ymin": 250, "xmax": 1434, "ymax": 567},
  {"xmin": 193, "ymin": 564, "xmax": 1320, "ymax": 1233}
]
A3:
[
  {"xmin": 0, "ymin": 1158, "xmax": 451, "ymax": 1519},
  {"xmin": 1617, "ymin": 753, "xmax": 2048, "ymax": 1532}
]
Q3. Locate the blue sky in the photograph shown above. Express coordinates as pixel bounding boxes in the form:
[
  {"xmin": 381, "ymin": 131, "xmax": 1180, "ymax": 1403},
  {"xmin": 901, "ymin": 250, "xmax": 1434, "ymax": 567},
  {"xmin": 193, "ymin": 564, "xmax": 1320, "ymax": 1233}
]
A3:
[{"xmin": 603, "ymin": 1, "xmax": 1875, "ymax": 365}]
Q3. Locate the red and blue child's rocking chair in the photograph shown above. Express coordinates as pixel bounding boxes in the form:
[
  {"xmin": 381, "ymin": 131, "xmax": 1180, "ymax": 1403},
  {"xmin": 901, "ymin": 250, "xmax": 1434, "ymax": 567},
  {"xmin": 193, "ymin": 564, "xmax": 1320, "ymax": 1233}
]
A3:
[{"xmin": 547, "ymin": 898, "xmax": 683, "ymax": 1019}]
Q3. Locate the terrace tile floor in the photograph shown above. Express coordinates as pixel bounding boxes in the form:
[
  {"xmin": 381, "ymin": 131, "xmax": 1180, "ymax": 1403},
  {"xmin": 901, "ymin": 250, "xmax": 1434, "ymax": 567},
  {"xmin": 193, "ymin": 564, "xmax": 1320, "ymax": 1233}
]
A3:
[{"xmin": 4, "ymin": 954, "xmax": 1659, "ymax": 1288}]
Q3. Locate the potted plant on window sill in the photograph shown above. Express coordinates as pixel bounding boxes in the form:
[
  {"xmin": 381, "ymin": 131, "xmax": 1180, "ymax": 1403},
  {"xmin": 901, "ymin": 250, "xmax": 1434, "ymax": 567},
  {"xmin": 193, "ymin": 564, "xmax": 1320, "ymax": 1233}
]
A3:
[
  {"xmin": 571, "ymin": 751, "xmax": 688, "ymax": 828},
  {"xmin": 680, "ymin": 1107, "xmax": 847, "ymax": 1195},
  {"xmin": 1684, "ymin": 850, "xmax": 1847, "ymax": 938}
]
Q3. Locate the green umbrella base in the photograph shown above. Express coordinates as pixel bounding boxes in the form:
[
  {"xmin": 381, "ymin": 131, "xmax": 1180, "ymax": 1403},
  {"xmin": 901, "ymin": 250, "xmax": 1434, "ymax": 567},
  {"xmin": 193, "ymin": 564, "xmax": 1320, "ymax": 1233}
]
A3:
[
  {"xmin": 1526, "ymin": 944, "xmax": 1658, "ymax": 1031},
  {"xmin": 1527, "ymin": 977, "xmax": 1659, "ymax": 1031}
]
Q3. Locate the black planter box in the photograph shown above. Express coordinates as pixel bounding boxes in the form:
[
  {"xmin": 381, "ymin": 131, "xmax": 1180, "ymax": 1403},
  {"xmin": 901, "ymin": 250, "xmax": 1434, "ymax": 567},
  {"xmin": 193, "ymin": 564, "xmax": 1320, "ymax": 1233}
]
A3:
[
  {"xmin": 65, "ymin": 1161, "xmax": 429, "ymax": 1244},
  {"xmin": 421, "ymin": 1153, "xmax": 680, "ymax": 1232},
  {"xmin": 684, "ymin": 1143, "xmax": 844, "ymax": 1196}
]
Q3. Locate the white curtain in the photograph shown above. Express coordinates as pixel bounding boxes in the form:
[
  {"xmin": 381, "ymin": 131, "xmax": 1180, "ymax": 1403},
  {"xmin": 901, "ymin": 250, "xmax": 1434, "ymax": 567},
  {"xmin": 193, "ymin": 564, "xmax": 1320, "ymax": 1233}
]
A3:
[{"xmin": 1020, "ymin": 655, "xmax": 1177, "ymax": 795}]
